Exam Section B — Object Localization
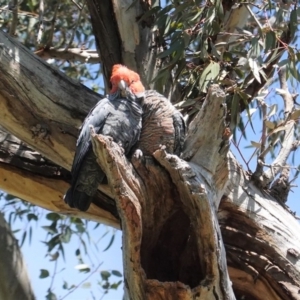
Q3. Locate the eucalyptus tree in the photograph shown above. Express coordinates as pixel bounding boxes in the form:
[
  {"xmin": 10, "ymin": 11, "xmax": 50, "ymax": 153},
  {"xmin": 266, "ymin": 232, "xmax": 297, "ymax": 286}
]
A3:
[{"xmin": 0, "ymin": 0, "xmax": 299, "ymax": 299}]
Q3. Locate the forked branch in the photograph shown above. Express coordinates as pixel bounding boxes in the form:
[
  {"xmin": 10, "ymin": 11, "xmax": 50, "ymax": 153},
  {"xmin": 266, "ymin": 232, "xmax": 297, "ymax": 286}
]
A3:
[{"xmin": 252, "ymin": 66, "xmax": 295, "ymax": 189}]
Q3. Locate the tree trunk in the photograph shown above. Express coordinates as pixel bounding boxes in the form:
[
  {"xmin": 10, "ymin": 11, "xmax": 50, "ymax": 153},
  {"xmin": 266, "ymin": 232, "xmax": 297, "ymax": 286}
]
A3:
[
  {"xmin": 0, "ymin": 1, "xmax": 300, "ymax": 299},
  {"xmin": 0, "ymin": 213, "xmax": 35, "ymax": 300},
  {"xmin": 220, "ymin": 155, "xmax": 300, "ymax": 300}
]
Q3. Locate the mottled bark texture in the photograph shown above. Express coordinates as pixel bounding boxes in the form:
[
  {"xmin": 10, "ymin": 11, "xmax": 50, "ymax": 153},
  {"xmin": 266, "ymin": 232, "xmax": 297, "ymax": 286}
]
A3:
[
  {"xmin": 0, "ymin": 213, "xmax": 35, "ymax": 300},
  {"xmin": 220, "ymin": 154, "xmax": 300, "ymax": 300}
]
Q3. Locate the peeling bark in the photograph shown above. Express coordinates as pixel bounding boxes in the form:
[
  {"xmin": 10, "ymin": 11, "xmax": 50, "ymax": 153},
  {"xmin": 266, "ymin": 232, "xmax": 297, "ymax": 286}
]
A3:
[
  {"xmin": 35, "ymin": 48, "xmax": 100, "ymax": 64},
  {"xmin": 90, "ymin": 135, "xmax": 235, "ymax": 298},
  {"xmin": 219, "ymin": 154, "xmax": 300, "ymax": 299},
  {"xmin": 0, "ymin": 30, "xmax": 99, "ymax": 170}
]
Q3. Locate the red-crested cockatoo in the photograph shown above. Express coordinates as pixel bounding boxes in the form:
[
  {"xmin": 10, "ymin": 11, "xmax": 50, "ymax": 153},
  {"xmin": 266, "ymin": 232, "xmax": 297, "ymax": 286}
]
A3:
[
  {"xmin": 64, "ymin": 65, "xmax": 145, "ymax": 211},
  {"xmin": 111, "ymin": 65, "xmax": 186, "ymax": 156}
]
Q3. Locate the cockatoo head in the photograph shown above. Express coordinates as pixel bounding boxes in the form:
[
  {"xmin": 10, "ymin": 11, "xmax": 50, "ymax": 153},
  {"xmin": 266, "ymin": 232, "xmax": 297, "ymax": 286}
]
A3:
[{"xmin": 110, "ymin": 64, "xmax": 145, "ymax": 100}]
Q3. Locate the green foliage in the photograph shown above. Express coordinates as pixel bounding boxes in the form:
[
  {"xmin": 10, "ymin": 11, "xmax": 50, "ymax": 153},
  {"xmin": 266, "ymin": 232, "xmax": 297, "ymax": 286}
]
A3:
[
  {"xmin": 99, "ymin": 270, "xmax": 123, "ymax": 296},
  {"xmin": 0, "ymin": 0, "xmax": 103, "ymax": 91},
  {"xmin": 46, "ymin": 289, "xmax": 57, "ymax": 300},
  {"xmin": 40, "ymin": 269, "xmax": 50, "ymax": 279},
  {"xmin": 146, "ymin": 0, "xmax": 299, "ymax": 133},
  {"xmin": 145, "ymin": 1, "xmax": 299, "ymax": 178},
  {"xmin": 0, "ymin": 194, "xmax": 122, "ymax": 299}
]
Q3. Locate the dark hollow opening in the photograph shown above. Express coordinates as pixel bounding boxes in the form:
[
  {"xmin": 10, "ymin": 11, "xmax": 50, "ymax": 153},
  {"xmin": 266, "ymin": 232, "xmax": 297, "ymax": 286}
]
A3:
[
  {"xmin": 141, "ymin": 209, "xmax": 204, "ymax": 288},
  {"xmin": 233, "ymin": 288, "xmax": 262, "ymax": 300}
]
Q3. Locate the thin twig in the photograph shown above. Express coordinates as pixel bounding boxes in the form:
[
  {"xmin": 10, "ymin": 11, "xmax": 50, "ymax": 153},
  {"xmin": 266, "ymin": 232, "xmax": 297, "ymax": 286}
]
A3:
[
  {"xmin": 0, "ymin": 7, "xmax": 44, "ymax": 19},
  {"xmin": 231, "ymin": 139, "xmax": 251, "ymax": 171},
  {"xmin": 45, "ymin": 1, "xmax": 60, "ymax": 49},
  {"xmin": 253, "ymin": 100, "xmax": 267, "ymax": 177},
  {"xmin": 262, "ymin": 66, "xmax": 295, "ymax": 185},
  {"xmin": 70, "ymin": 0, "xmax": 82, "ymax": 10},
  {"xmin": 237, "ymin": 118, "xmax": 250, "ymax": 147},
  {"xmin": 37, "ymin": 0, "xmax": 45, "ymax": 44},
  {"xmin": 49, "ymin": 256, "xmax": 58, "ymax": 291},
  {"xmin": 65, "ymin": 1, "xmax": 86, "ymax": 50},
  {"xmin": 240, "ymin": 2, "xmax": 262, "ymax": 9},
  {"xmin": 60, "ymin": 262, "xmax": 103, "ymax": 300},
  {"xmin": 245, "ymin": 4, "xmax": 263, "ymax": 31},
  {"xmin": 259, "ymin": 134, "xmax": 280, "ymax": 158},
  {"xmin": 8, "ymin": 0, "xmax": 18, "ymax": 36},
  {"xmin": 35, "ymin": 47, "xmax": 100, "ymax": 63}
]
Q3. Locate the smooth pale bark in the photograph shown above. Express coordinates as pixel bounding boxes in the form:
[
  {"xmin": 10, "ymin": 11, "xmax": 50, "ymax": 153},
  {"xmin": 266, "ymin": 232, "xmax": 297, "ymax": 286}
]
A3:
[
  {"xmin": 0, "ymin": 213, "xmax": 35, "ymax": 300},
  {"xmin": 86, "ymin": 0, "xmax": 161, "ymax": 90}
]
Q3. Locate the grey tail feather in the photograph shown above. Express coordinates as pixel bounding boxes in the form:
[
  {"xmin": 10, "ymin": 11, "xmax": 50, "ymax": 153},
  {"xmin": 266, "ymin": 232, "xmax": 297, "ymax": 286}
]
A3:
[
  {"xmin": 64, "ymin": 188, "xmax": 74, "ymax": 208},
  {"xmin": 64, "ymin": 188, "xmax": 93, "ymax": 212}
]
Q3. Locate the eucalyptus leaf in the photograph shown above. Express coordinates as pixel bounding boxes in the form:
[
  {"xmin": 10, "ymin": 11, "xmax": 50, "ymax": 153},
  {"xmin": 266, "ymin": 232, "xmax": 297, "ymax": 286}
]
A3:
[
  {"xmin": 251, "ymin": 141, "xmax": 261, "ymax": 148},
  {"xmin": 265, "ymin": 120, "xmax": 275, "ymax": 129},
  {"xmin": 40, "ymin": 269, "xmax": 50, "ymax": 279},
  {"xmin": 290, "ymin": 110, "xmax": 300, "ymax": 121},
  {"xmin": 199, "ymin": 61, "xmax": 220, "ymax": 92},
  {"xmin": 268, "ymin": 104, "xmax": 278, "ymax": 117}
]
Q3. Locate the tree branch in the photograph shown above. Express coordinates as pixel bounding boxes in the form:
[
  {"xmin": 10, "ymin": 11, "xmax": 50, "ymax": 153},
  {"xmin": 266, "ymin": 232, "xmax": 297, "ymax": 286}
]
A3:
[
  {"xmin": 183, "ymin": 85, "xmax": 229, "ymax": 194},
  {"xmin": 0, "ymin": 162, "xmax": 119, "ymax": 228},
  {"xmin": 221, "ymin": 153, "xmax": 300, "ymax": 300},
  {"xmin": 86, "ymin": 0, "xmax": 160, "ymax": 89},
  {"xmin": 262, "ymin": 67, "xmax": 295, "ymax": 184},
  {"xmin": 0, "ymin": 30, "xmax": 99, "ymax": 169},
  {"xmin": 0, "ymin": 31, "xmax": 120, "ymax": 226},
  {"xmin": 8, "ymin": 0, "xmax": 18, "ymax": 36},
  {"xmin": 35, "ymin": 48, "xmax": 101, "ymax": 64},
  {"xmin": 65, "ymin": 1, "xmax": 86, "ymax": 50},
  {"xmin": 37, "ymin": 0, "xmax": 45, "ymax": 44},
  {"xmin": 85, "ymin": 0, "xmax": 122, "ymax": 83},
  {"xmin": 154, "ymin": 149, "xmax": 235, "ymax": 300},
  {"xmin": 252, "ymin": 66, "xmax": 295, "ymax": 188}
]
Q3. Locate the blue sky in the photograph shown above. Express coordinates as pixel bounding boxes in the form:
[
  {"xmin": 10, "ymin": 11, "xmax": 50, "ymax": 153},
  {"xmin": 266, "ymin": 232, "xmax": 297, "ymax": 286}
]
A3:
[{"xmin": 12, "ymin": 216, "xmax": 124, "ymax": 300}]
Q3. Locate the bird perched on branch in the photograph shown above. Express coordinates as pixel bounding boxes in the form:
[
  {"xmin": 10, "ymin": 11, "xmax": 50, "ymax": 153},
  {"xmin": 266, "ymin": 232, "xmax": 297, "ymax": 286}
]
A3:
[
  {"xmin": 110, "ymin": 65, "xmax": 186, "ymax": 156},
  {"xmin": 139, "ymin": 89, "xmax": 186, "ymax": 156},
  {"xmin": 64, "ymin": 65, "xmax": 145, "ymax": 211}
]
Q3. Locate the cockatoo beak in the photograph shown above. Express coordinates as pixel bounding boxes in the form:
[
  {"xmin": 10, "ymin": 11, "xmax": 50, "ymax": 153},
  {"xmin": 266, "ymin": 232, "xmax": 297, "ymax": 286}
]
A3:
[
  {"xmin": 118, "ymin": 79, "xmax": 128, "ymax": 91},
  {"xmin": 118, "ymin": 80, "xmax": 130, "ymax": 98}
]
